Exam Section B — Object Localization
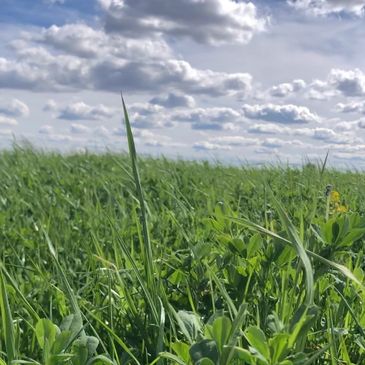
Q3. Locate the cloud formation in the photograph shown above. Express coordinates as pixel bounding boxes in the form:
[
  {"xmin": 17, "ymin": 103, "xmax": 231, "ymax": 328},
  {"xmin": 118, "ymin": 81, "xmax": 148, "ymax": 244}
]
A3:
[
  {"xmin": 150, "ymin": 92, "xmax": 195, "ymax": 108},
  {"xmin": 172, "ymin": 107, "xmax": 242, "ymax": 130},
  {"xmin": 270, "ymin": 80, "xmax": 306, "ymax": 97},
  {"xmin": 56, "ymin": 102, "xmax": 115, "ymax": 120},
  {"xmin": 0, "ymin": 115, "xmax": 18, "ymax": 126},
  {"xmin": 288, "ymin": 0, "xmax": 365, "ymax": 16},
  {"xmin": 242, "ymin": 103, "xmax": 319, "ymax": 124},
  {"xmin": 103, "ymin": 0, "xmax": 267, "ymax": 45},
  {"xmin": 0, "ymin": 99, "xmax": 29, "ymax": 117}
]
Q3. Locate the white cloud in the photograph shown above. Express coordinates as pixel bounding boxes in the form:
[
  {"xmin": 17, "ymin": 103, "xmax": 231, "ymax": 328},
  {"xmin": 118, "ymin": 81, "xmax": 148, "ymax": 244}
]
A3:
[
  {"xmin": 337, "ymin": 101, "xmax": 365, "ymax": 113},
  {"xmin": 288, "ymin": 0, "xmax": 365, "ymax": 16},
  {"xmin": 0, "ymin": 98, "xmax": 29, "ymax": 117},
  {"xmin": 262, "ymin": 138, "xmax": 285, "ymax": 148},
  {"xmin": 208, "ymin": 136, "xmax": 259, "ymax": 146},
  {"xmin": 30, "ymin": 23, "xmax": 172, "ymax": 60},
  {"xmin": 2, "ymin": 36, "xmax": 253, "ymax": 97},
  {"xmin": 0, "ymin": 116, "xmax": 18, "ymax": 126},
  {"xmin": 248, "ymin": 123, "xmax": 287, "ymax": 134},
  {"xmin": 103, "ymin": 0, "xmax": 267, "ymax": 45},
  {"xmin": 312, "ymin": 127, "xmax": 361, "ymax": 144},
  {"xmin": 328, "ymin": 68, "xmax": 365, "ymax": 96},
  {"xmin": 150, "ymin": 92, "xmax": 195, "ymax": 108},
  {"xmin": 193, "ymin": 141, "xmax": 232, "ymax": 151},
  {"xmin": 56, "ymin": 102, "xmax": 115, "ymax": 120},
  {"xmin": 242, "ymin": 103, "xmax": 320, "ymax": 124},
  {"xmin": 91, "ymin": 59, "xmax": 253, "ymax": 96},
  {"xmin": 43, "ymin": 99, "xmax": 58, "ymax": 112},
  {"xmin": 128, "ymin": 103, "xmax": 169, "ymax": 129},
  {"xmin": 172, "ymin": 107, "xmax": 242, "ymax": 130},
  {"xmin": 70, "ymin": 123, "xmax": 91, "ymax": 134},
  {"xmin": 270, "ymin": 79, "xmax": 306, "ymax": 97}
]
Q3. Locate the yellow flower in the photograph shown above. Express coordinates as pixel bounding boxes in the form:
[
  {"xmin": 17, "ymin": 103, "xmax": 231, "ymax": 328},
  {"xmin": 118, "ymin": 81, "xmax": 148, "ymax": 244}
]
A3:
[
  {"xmin": 336, "ymin": 205, "xmax": 348, "ymax": 213},
  {"xmin": 330, "ymin": 190, "xmax": 340, "ymax": 203}
]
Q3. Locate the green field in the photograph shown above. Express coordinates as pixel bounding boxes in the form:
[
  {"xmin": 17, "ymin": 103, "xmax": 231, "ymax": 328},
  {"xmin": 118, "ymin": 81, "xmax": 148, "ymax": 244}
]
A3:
[{"xmin": 1, "ymin": 122, "xmax": 365, "ymax": 364}]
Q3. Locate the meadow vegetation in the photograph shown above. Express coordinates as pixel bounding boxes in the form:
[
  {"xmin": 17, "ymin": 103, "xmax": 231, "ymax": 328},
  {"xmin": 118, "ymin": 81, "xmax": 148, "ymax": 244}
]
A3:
[{"xmin": 1, "ymin": 106, "xmax": 365, "ymax": 364}]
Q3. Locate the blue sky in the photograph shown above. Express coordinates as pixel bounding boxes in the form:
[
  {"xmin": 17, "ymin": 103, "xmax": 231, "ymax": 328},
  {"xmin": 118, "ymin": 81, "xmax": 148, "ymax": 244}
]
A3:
[{"xmin": 1, "ymin": 0, "xmax": 365, "ymax": 167}]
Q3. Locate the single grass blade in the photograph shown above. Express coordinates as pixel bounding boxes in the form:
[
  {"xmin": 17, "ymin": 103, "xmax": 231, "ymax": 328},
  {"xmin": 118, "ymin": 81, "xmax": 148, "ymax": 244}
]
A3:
[
  {"xmin": 121, "ymin": 95, "xmax": 157, "ymax": 299},
  {"xmin": 268, "ymin": 189, "xmax": 314, "ymax": 306},
  {"xmin": 0, "ymin": 260, "xmax": 40, "ymax": 322},
  {"xmin": 0, "ymin": 265, "xmax": 17, "ymax": 363}
]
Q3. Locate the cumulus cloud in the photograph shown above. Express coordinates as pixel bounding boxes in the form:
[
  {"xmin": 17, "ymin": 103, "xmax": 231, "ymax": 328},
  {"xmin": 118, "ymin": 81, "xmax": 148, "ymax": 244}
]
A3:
[
  {"xmin": 248, "ymin": 123, "xmax": 287, "ymax": 134},
  {"xmin": 242, "ymin": 103, "xmax": 319, "ymax": 124},
  {"xmin": 193, "ymin": 141, "xmax": 232, "ymax": 151},
  {"xmin": 128, "ymin": 103, "xmax": 169, "ymax": 129},
  {"xmin": 304, "ymin": 69, "xmax": 365, "ymax": 100},
  {"xmin": 288, "ymin": 0, "xmax": 365, "ymax": 16},
  {"xmin": 172, "ymin": 107, "xmax": 242, "ymax": 130},
  {"xmin": 312, "ymin": 127, "xmax": 360, "ymax": 144},
  {"xmin": 150, "ymin": 92, "xmax": 195, "ymax": 108},
  {"xmin": 70, "ymin": 123, "xmax": 91, "ymax": 134},
  {"xmin": 29, "ymin": 23, "xmax": 172, "ymax": 59},
  {"xmin": 208, "ymin": 136, "xmax": 259, "ymax": 146},
  {"xmin": 2, "ymin": 36, "xmax": 253, "ymax": 97},
  {"xmin": 0, "ymin": 49, "xmax": 89, "ymax": 91},
  {"xmin": 56, "ymin": 102, "xmax": 115, "ymax": 120},
  {"xmin": 103, "ymin": 0, "xmax": 267, "ymax": 45},
  {"xmin": 270, "ymin": 79, "xmax": 306, "ymax": 97},
  {"xmin": 91, "ymin": 59, "xmax": 253, "ymax": 96},
  {"xmin": 328, "ymin": 68, "xmax": 365, "ymax": 97},
  {"xmin": 43, "ymin": 99, "xmax": 58, "ymax": 112},
  {"xmin": 337, "ymin": 101, "xmax": 365, "ymax": 113},
  {"xmin": 0, "ymin": 98, "xmax": 29, "ymax": 117},
  {"xmin": 0, "ymin": 115, "xmax": 18, "ymax": 126}
]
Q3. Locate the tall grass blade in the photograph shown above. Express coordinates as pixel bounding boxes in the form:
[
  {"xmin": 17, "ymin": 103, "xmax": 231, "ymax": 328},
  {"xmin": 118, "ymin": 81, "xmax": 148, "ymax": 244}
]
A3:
[
  {"xmin": 268, "ymin": 189, "xmax": 314, "ymax": 305},
  {"xmin": 0, "ymin": 265, "xmax": 16, "ymax": 363},
  {"xmin": 121, "ymin": 95, "xmax": 157, "ymax": 298}
]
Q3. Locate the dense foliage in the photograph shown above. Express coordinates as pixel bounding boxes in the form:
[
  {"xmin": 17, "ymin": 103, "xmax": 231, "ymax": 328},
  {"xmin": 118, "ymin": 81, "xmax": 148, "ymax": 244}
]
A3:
[{"xmin": 1, "ymin": 144, "xmax": 365, "ymax": 364}]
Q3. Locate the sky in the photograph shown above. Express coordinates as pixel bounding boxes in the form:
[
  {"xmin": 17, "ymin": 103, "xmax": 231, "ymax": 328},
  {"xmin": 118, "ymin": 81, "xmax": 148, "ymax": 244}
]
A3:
[{"xmin": 1, "ymin": 0, "xmax": 365, "ymax": 167}]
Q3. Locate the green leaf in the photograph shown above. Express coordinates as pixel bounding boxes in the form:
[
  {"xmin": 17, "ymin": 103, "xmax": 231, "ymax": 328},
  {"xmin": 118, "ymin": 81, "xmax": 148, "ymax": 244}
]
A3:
[
  {"xmin": 53, "ymin": 330, "xmax": 72, "ymax": 354},
  {"xmin": 269, "ymin": 333, "xmax": 289, "ymax": 363},
  {"xmin": 35, "ymin": 319, "xmax": 59, "ymax": 350},
  {"xmin": 72, "ymin": 337, "xmax": 89, "ymax": 365},
  {"xmin": 172, "ymin": 342, "xmax": 190, "ymax": 364},
  {"xmin": 245, "ymin": 326, "xmax": 270, "ymax": 361},
  {"xmin": 177, "ymin": 311, "xmax": 202, "ymax": 343},
  {"xmin": 212, "ymin": 317, "xmax": 232, "ymax": 353}
]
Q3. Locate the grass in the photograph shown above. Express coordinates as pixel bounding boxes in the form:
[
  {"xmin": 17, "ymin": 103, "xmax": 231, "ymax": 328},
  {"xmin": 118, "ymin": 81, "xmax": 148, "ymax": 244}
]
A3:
[{"xmin": 1, "ymin": 105, "xmax": 365, "ymax": 363}]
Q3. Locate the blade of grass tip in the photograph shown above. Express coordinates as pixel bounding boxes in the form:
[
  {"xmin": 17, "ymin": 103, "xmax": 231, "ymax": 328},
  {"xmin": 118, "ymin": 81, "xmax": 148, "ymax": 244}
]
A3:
[
  {"xmin": 267, "ymin": 188, "xmax": 314, "ymax": 306},
  {"xmin": 42, "ymin": 228, "xmax": 85, "ymax": 336},
  {"xmin": 0, "ymin": 266, "xmax": 16, "ymax": 363},
  {"xmin": 320, "ymin": 150, "xmax": 329, "ymax": 178},
  {"xmin": 121, "ymin": 95, "xmax": 157, "ymax": 300}
]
